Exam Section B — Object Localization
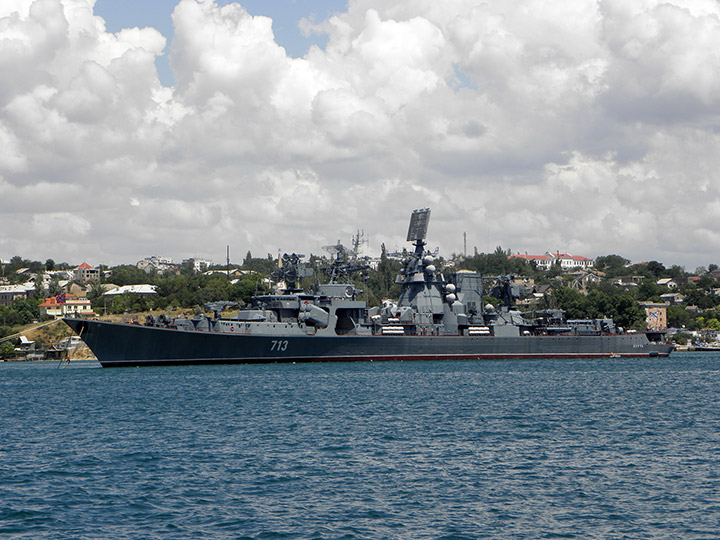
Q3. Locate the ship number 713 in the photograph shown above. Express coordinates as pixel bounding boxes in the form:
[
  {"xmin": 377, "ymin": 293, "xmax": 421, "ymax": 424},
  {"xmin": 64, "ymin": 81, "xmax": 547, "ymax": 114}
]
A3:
[{"xmin": 271, "ymin": 340, "xmax": 289, "ymax": 351}]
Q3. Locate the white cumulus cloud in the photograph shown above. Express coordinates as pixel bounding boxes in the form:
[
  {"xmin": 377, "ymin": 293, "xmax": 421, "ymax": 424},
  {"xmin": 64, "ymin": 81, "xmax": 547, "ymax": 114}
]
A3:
[{"xmin": 0, "ymin": 0, "xmax": 719, "ymax": 269}]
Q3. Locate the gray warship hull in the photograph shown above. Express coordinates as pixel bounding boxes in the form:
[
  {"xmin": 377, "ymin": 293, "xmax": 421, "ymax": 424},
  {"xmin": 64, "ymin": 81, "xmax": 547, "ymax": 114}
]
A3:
[{"xmin": 64, "ymin": 318, "xmax": 673, "ymax": 368}]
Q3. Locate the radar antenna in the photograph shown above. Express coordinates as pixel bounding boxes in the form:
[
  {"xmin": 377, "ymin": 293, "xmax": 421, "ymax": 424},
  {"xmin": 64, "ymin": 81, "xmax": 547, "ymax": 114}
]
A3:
[
  {"xmin": 407, "ymin": 208, "xmax": 431, "ymax": 243},
  {"xmin": 407, "ymin": 208, "xmax": 431, "ymax": 256}
]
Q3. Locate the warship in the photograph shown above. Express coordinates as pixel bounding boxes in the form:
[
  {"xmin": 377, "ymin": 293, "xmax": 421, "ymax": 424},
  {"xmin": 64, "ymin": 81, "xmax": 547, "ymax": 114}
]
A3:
[{"xmin": 64, "ymin": 209, "xmax": 673, "ymax": 367}]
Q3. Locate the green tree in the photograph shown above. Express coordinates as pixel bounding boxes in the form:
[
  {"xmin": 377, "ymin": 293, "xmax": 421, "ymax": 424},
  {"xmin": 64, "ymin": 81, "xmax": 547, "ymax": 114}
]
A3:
[
  {"xmin": 48, "ymin": 276, "xmax": 64, "ymax": 296},
  {"xmin": 229, "ymin": 274, "xmax": 267, "ymax": 305},
  {"xmin": 637, "ymin": 279, "xmax": 662, "ymax": 302},
  {"xmin": 667, "ymin": 305, "xmax": 691, "ymax": 328},
  {"xmin": 12, "ymin": 298, "xmax": 40, "ymax": 325},
  {"xmin": 707, "ymin": 318, "xmax": 720, "ymax": 331},
  {"xmin": 109, "ymin": 293, "xmax": 152, "ymax": 314},
  {"xmin": 646, "ymin": 261, "xmax": 666, "ymax": 278},
  {"xmin": 241, "ymin": 256, "xmax": 277, "ymax": 274},
  {"xmin": 365, "ymin": 244, "xmax": 400, "ymax": 302},
  {"xmin": 0, "ymin": 341, "xmax": 15, "ymax": 359},
  {"xmin": 610, "ymin": 294, "xmax": 645, "ymax": 329},
  {"xmin": 594, "ymin": 254, "xmax": 630, "ymax": 276},
  {"xmin": 110, "ymin": 265, "xmax": 153, "ymax": 286},
  {"xmin": 666, "ymin": 265, "xmax": 687, "ymax": 283}
]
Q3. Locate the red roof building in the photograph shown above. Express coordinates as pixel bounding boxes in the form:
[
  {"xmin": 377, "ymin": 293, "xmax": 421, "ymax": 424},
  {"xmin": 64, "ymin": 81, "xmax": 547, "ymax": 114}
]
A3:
[
  {"xmin": 39, "ymin": 294, "xmax": 95, "ymax": 318},
  {"xmin": 73, "ymin": 262, "xmax": 99, "ymax": 282},
  {"xmin": 509, "ymin": 252, "xmax": 593, "ymax": 270}
]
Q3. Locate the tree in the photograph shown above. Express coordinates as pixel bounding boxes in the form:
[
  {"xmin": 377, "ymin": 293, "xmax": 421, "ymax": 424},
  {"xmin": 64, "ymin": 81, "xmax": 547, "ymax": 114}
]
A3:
[
  {"xmin": 610, "ymin": 294, "xmax": 645, "ymax": 329},
  {"xmin": 0, "ymin": 341, "xmax": 15, "ymax": 359},
  {"xmin": 594, "ymin": 254, "xmax": 630, "ymax": 275},
  {"xmin": 667, "ymin": 305, "xmax": 691, "ymax": 329},
  {"xmin": 365, "ymin": 243, "xmax": 400, "ymax": 302},
  {"xmin": 48, "ymin": 276, "xmax": 64, "ymax": 296},
  {"xmin": 667, "ymin": 265, "xmax": 687, "ymax": 282},
  {"xmin": 4, "ymin": 298, "xmax": 41, "ymax": 325},
  {"xmin": 110, "ymin": 265, "xmax": 153, "ymax": 286},
  {"xmin": 646, "ymin": 261, "xmax": 666, "ymax": 278},
  {"xmin": 241, "ymin": 255, "xmax": 277, "ymax": 274},
  {"xmin": 45, "ymin": 259, "xmax": 55, "ymax": 271},
  {"xmin": 637, "ymin": 279, "xmax": 662, "ymax": 302}
]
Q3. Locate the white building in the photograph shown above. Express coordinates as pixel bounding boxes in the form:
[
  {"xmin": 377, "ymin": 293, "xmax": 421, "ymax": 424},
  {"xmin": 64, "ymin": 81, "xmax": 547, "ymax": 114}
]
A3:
[
  {"xmin": 0, "ymin": 284, "xmax": 31, "ymax": 306},
  {"xmin": 509, "ymin": 252, "xmax": 594, "ymax": 270},
  {"xmin": 182, "ymin": 258, "xmax": 213, "ymax": 273},
  {"xmin": 103, "ymin": 284, "xmax": 158, "ymax": 297},
  {"xmin": 137, "ymin": 256, "xmax": 177, "ymax": 274},
  {"xmin": 39, "ymin": 294, "xmax": 95, "ymax": 318}
]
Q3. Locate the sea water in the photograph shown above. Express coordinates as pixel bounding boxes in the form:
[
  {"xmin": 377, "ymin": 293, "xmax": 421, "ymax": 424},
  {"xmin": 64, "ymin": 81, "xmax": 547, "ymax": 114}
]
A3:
[{"xmin": 1, "ymin": 354, "xmax": 719, "ymax": 539}]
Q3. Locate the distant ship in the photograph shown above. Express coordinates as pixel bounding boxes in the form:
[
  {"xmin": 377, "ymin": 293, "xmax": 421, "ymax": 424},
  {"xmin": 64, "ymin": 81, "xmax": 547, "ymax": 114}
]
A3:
[{"xmin": 64, "ymin": 209, "xmax": 673, "ymax": 367}]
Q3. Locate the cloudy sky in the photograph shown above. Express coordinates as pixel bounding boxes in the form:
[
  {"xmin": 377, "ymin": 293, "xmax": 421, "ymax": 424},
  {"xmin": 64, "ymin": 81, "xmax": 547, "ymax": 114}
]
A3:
[{"xmin": 1, "ymin": 0, "xmax": 719, "ymax": 270}]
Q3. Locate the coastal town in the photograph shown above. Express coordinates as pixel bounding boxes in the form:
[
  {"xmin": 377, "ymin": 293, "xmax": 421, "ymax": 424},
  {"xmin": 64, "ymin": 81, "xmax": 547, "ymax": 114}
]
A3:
[{"xmin": 1, "ymin": 246, "xmax": 718, "ymax": 361}]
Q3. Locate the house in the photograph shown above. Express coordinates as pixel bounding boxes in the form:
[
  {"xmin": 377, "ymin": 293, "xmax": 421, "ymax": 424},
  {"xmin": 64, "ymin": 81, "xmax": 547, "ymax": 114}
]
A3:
[
  {"xmin": 614, "ymin": 275, "xmax": 644, "ymax": 287},
  {"xmin": 74, "ymin": 262, "xmax": 99, "ymax": 282},
  {"xmin": 203, "ymin": 269, "xmax": 246, "ymax": 278},
  {"xmin": 137, "ymin": 256, "xmax": 177, "ymax": 274},
  {"xmin": 0, "ymin": 284, "xmax": 31, "ymax": 306},
  {"xmin": 35, "ymin": 270, "xmax": 72, "ymax": 291},
  {"xmin": 509, "ymin": 253, "xmax": 553, "ymax": 269},
  {"xmin": 656, "ymin": 278, "xmax": 677, "ymax": 289},
  {"xmin": 68, "ymin": 283, "xmax": 88, "ymax": 298},
  {"xmin": 570, "ymin": 271, "xmax": 602, "ymax": 291},
  {"xmin": 103, "ymin": 284, "xmax": 158, "ymax": 297},
  {"xmin": 509, "ymin": 252, "xmax": 594, "ymax": 270},
  {"xmin": 15, "ymin": 335, "xmax": 36, "ymax": 353},
  {"xmin": 660, "ymin": 293, "xmax": 685, "ymax": 305},
  {"xmin": 550, "ymin": 252, "xmax": 594, "ymax": 269},
  {"xmin": 39, "ymin": 294, "xmax": 95, "ymax": 318},
  {"xmin": 182, "ymin": 258, "xmax": 213, "ymax": 273}
]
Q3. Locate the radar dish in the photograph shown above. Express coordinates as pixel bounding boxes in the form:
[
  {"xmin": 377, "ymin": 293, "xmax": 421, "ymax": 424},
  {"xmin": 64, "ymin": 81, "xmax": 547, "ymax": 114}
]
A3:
[{"xmin": 406, "ymin": 208, "xmax": 431, "ymax": 242}]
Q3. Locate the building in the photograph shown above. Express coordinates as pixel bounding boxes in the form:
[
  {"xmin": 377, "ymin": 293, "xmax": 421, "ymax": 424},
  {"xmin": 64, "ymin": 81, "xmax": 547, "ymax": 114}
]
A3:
[
  {"xmin": 39, "ymin": 294, "xmax": 95, "ymax": 318},
  {"xmin": 182, "ymin": 258, "xmax": 213, "ymax": 273},
  {"xmin": 660, "ymin": 293, "xmax": 685, "ymax": 305},
  {"xmin": 509, "ymin": 252, "xmax": 594, "ymax": 270},
  {"xmin": 0, "ymin": 284, "xmax": 31, "ymax": 306},
  {"xmin": 74, "ymin": 262, "xmax": 99, "ymax": 282},
  {"xmin": 103, "ymin": 284, "xmax": 158, "ymax": 297},
  {"xmin": 137, "ymin": 256, "xmax": 177, "ymax": 274},
  {"xmin": 644, "ymin": 305, "xmax": 668, "ymax": 331}
]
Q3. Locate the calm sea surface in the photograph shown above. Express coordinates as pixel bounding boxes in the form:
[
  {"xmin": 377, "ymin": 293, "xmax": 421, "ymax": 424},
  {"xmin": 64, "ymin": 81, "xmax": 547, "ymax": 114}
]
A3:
[{"xmin": 1, "ymin": 353, "xmax": 719, "ymax": 539}]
